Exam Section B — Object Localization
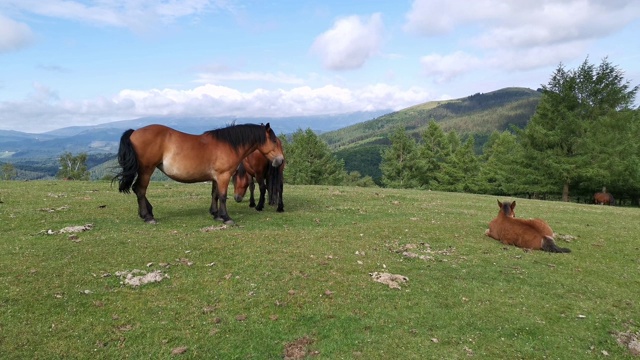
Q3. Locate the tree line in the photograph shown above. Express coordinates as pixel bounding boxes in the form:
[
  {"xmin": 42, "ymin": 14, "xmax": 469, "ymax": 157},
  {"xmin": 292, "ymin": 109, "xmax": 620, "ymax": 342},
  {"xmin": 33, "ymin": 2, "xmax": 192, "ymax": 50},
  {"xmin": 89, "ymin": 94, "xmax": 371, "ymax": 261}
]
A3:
[{"xmin": 280, "ymin": 57, "xmax": 640, "ymax": 205}]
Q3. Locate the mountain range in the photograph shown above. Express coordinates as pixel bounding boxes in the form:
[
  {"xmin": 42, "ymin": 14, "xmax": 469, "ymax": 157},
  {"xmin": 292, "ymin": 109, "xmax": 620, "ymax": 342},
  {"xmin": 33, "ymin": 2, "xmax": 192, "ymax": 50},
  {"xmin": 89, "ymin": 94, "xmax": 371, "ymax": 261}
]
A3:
[
  {"xmin": 0, "ymin": 87, "xmax": 543, "ymax": 181},
  {"xmin": 0, "ymin": 111, "xmax": 390, "ymax": 159}
]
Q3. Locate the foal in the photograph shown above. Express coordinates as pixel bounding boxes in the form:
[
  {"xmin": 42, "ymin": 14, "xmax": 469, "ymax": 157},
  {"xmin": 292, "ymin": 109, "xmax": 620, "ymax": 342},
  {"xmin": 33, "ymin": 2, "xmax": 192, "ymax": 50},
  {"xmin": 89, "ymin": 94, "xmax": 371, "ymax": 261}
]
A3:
[{"xmin": 485, "ymin": 200, "xmax": 570, "ymax": 253}]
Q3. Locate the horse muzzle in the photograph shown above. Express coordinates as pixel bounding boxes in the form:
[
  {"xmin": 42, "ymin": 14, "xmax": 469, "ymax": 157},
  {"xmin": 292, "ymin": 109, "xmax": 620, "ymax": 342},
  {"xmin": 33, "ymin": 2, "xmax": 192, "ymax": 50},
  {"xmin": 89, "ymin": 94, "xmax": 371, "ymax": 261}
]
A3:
[
  {"xmin": 234, "ymin": 194, "xmax": 244, "ymax": 203},
  {"xmin": 271, "ymin": 155, "xmax": 284, "ymax": 167}
]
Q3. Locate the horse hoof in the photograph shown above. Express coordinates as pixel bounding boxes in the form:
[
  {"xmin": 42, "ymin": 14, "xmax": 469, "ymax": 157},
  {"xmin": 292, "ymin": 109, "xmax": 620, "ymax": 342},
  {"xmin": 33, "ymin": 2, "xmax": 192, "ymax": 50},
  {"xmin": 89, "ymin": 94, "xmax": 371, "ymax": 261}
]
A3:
[
  {"xmin": 223, "ymin": 219, "xmax": 235, "ymax": 226},
  {"xmin": 145, "ymin": 219, "xmax": 157, "ymax": 224}
]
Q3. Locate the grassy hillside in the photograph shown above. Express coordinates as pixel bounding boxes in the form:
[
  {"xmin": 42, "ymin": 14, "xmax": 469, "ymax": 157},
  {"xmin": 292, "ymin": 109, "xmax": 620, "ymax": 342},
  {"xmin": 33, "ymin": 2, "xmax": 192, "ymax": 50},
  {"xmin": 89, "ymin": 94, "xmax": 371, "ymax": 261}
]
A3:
[
  {"xmin": 1, "ymin": 180, "xmax": 638, "ymax": 359},
  {"xmin": 322, "ymin": 87, "xmax": 541, "ymax": 151},
  {"xmin": 321, "ymin": 87, "xmax": 541, "ymax": 182}
]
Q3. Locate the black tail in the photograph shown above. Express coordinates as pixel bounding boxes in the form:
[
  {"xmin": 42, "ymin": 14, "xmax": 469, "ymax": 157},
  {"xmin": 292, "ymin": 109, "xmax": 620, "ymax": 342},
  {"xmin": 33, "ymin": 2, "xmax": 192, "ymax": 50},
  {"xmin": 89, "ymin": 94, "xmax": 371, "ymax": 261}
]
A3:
[
  {"xmin": 111, "ymin": 129, "xmax": 138, "ymax": 193},
  {"xmin": 266, "ymin": 162, "xmax": 283, "ymax": 206},
  {"xmin": 541, "ymin": 236, "xmax": 571, "ymax": 253}
]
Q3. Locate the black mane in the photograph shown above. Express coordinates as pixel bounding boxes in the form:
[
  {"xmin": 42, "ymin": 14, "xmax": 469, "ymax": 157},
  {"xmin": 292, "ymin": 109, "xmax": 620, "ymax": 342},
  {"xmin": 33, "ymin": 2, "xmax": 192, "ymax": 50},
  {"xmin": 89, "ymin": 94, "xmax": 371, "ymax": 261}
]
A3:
[
  {"xmin": 204, "ymin": 123, "xmax": 276, "ymax": 150},
  {"xmin": 501, "ymin": 202, "xmax": 512, "ymax": 216},
  {"xmin": 236, "ymin": 162, "xmax": 247, "ymax": 177}
]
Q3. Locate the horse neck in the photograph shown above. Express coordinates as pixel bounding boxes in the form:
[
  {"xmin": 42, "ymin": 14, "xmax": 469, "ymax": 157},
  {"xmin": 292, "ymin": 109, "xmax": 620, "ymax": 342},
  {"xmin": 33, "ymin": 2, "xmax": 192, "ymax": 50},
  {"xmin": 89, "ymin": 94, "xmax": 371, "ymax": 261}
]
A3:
[{"xmin": 237, "ymin": 143, "xmax": 260, "ymax": 162}]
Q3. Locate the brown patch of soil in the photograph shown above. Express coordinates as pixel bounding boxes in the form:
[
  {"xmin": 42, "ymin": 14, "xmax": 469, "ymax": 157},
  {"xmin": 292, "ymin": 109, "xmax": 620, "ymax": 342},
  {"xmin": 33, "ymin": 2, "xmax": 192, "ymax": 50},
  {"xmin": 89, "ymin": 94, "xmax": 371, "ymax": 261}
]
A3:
[{"xmin": 283, "ymin": 337, "xmax": 316, "ymax": 359}]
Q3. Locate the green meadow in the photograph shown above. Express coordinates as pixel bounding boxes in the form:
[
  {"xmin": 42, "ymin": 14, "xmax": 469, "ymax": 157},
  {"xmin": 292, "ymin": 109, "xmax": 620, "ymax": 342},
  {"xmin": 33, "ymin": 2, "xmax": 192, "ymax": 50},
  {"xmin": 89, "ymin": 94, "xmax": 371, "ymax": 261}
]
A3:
[{"xmin": 0, "ymin": 180, "xmax": 638, "ymax": 359}]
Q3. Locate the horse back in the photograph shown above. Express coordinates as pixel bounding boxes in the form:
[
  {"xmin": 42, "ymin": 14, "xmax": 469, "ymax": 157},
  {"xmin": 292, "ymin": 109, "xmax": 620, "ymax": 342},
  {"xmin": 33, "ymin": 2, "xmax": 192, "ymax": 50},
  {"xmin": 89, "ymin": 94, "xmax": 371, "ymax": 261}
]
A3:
[
  {"xmin": 594, "ymin": 192, "xmax": 613, "ymax": 205},
  {"xmin": 487, "ymin": 214, "xmax": 551, "ymax": 250},
  {"xmin": 130, "ymin": 124, "xmax": 240, "ymax": 182}
]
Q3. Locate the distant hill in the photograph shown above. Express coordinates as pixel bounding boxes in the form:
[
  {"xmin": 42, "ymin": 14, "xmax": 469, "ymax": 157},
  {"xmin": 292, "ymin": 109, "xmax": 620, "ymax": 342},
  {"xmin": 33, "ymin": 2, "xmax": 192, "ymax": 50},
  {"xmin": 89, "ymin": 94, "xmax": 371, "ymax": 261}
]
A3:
[
  {"xmin": 321, "ymin": 87, "xmax": 542, "ymax": 181},
  {"xmin": 0, "ymin": 110, "xmax": 389, "ymax": 179},
  {"xmin": 0, "ymin": 110, "xmax": 390, "ymax": 160},
  {"xmin": 0, "ymin": 88, "xmax": 542, "ymax": 181}
]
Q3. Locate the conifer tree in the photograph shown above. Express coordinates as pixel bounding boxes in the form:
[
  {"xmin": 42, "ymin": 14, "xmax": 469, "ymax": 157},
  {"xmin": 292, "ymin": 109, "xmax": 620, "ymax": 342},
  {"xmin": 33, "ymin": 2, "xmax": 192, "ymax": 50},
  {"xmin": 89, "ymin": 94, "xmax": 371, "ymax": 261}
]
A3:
[
  {"xmin": 520, "ymin": 57, "xmax": 638, "ymax": 201},
  {"xmin": 415, "ymin": 121, "xmax": 448, "ymax": 188},
  {"xmin": 284, "ymin": 129, "xmax": 346, "ymax": 185},
  {"xmin": 380, "ymin": 127, "xmax": 419, "ymax": 188}
]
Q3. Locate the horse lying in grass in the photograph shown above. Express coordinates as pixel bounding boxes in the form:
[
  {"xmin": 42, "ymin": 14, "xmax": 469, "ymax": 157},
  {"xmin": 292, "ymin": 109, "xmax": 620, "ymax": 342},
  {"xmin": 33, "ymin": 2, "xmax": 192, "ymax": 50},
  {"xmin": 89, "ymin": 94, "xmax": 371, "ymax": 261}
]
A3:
[{"xmin": 485, "ymin": 200, "xmax": 570, "ymax": 253}]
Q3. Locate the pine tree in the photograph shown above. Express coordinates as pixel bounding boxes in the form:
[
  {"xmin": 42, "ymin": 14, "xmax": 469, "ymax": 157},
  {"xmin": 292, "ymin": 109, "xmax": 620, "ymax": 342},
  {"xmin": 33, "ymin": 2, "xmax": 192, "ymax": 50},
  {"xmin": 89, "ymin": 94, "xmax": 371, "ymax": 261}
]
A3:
[
  {"xmin": 437, "ymin": 136, "xmax": 480, "ymax": 192},
  {"xmin": 284, "ymin": 129, "xmax": 346, "ymax": 185},
  {"xmin": 519, "ymin": 57, "xmax": 639, "ymax": 201},
  {"xmin": 380, "ymin": 127, "xmax": 419, "ymax": 188},
  {"xmin": 415, "ymin": 121, "xmax": 448, "ymax": 189},
  {"xmin": 478, "ymin": 131, "xmax": 528, "ymax": 196}
]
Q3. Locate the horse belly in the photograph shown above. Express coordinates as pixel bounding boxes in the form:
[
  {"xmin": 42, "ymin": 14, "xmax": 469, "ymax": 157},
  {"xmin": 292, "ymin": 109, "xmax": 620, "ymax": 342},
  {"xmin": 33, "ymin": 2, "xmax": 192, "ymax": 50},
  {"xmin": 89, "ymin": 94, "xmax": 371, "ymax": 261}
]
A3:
[{"xmin": 159, "ymin": 158, "xmax": 215, "ymax": 183}]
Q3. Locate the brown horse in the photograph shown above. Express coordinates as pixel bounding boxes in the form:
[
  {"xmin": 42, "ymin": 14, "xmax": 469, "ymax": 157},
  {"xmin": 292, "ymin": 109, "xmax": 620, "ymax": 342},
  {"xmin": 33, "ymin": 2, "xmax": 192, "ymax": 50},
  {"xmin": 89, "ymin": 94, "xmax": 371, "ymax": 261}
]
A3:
[
  {"xmin": 485, "ymin": 200, "xmax": 570, "ymax": 253},
  {"xmin": 232, "ymin": 143, "xmax": 285, "ymax": 212},
  {"xmin": 594, "ymin": 192, "xmax": 615, "ymax": 205},
  {"xmin": 113, "ymin": 123, "xmax": 284, "ymax": 225}
]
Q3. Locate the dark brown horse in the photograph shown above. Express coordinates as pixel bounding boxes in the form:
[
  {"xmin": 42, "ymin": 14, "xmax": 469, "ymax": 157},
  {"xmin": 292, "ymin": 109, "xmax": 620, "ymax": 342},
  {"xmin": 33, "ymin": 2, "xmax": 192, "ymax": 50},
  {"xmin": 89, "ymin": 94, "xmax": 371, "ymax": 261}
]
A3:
[
  {"xmin": 594, "ymin": 192, "xmax": 615, "ymax": 205},
  {"xmin": 113, "ymin": 123, "xmax": 284, "ymax": 225},
  {"xmin": 232, "ymin": 142, "xmax": 285, "ymax": 212},
  {"xmin": 485, "ymin": 200, "xmax": 570, "ymax": 253}
]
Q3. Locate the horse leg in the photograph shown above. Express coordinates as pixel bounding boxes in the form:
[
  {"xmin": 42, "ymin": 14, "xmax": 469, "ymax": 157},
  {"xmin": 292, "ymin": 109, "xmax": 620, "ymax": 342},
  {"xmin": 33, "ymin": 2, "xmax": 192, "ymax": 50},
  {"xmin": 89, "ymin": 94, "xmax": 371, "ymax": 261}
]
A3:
[
  {"xmin": 132, "ymin": 172, "xmax": 155, "ymax": 223},
  {"xmin": 276, "ymin": 179, "xmax": 284, "ymax": 212},
  {"xmin": 213, "ymin": 175, "xmax": 234, "ymax": 225},
  {"xmin": 248, "ymin": 179, "xmax": 256, "ymax": 208},
  {"xmin": 255, "ymin": 177, "xmax": 266, "ymax": 211},
  {"xmin": 209, "ymin": 181, "xmax": 221, "ymax": 220}
]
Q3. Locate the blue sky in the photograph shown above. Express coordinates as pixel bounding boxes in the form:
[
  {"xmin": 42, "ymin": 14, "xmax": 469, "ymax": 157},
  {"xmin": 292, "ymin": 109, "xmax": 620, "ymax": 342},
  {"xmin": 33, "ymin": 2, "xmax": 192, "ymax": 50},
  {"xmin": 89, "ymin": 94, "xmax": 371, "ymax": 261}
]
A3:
[{"xmin": 1, "ymin": 0, "xmax": 639, "ymax": 133}]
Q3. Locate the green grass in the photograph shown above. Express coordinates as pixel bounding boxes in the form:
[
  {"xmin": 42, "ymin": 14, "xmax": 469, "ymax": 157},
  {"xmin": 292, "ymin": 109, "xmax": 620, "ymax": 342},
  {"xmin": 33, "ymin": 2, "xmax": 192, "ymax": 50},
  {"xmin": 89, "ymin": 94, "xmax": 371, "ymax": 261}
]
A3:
[{"xmin": 1, "ymin": 181, "xmax": 639, "ymax": 359}]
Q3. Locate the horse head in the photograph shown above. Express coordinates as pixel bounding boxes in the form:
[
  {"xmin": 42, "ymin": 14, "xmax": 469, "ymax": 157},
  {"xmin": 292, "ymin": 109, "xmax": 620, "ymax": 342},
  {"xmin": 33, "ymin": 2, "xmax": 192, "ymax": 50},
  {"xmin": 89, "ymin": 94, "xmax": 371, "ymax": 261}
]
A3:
[
  {"xmin": 232, "ymin": 163, "xmax": 252, "ymax": 202},
  {"xmin": 257, "ymin": 123, "xmax": 285, "ymax": 167},
  {"xmin": 497, "ymin": 199, "xmax": 516, "ymax": 218}
]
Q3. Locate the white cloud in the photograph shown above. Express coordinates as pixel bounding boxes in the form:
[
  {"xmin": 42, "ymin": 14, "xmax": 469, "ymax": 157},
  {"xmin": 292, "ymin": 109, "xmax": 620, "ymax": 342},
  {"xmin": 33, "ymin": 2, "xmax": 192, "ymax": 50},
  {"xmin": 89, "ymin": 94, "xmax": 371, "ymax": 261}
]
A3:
[
  {"xmin": 420, "ymin": 52, "xmax": 482, "ymax": 83},
  {"xmin": 311, "ymin": 13, "xmax": 384, "ymax": 70},
  {"xmin": 405, "ymin": 0, "xmax": 640, "ymax": 81},
  {"xmin": 0, "ymin": 14, "xmax": 34, "ymax": 53},
  {"xmin": 0, "ymin": 83, "xmax": 431, "ymax": 133},
  {"xmin": 1, "ymin": 0, "xmax": 231, "ymax": 32},
  {"xmin": 405, "ymin": 0, "xmax": 640, "ymax": 42}
]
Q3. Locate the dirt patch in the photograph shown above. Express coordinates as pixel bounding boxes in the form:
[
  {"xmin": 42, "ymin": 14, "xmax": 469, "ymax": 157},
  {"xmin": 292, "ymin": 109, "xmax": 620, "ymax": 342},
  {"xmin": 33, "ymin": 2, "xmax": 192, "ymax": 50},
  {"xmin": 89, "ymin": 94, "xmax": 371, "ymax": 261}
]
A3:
[
  {"xmin": 39, "ymin": 205, "xmax": 70, "ymax": 212},
  {"xmin": 115, "ymin": 269, "xmax": 169, "ymax": 287},
  {"xmin": 201, "ymin": 224, "xmax": 228, "ymax": 232},
  {"xmin": 556, "ymin": 233, "xmax": 577, "ymax": 243},
  {"xmin": 369, "ymin": 272, "xmax": 408, "ymax": 289},
  {"xmin": 284, "ymin": 337, "xmax": 316, "ymax": 359},
  {"xmin": 171, "ymin": 346, "xmax": 188, "ymax": 355},
  {"xmin": 389, "ymin": 242, "xmax": 455, "ymax": 261},
  {"xmin": 615, "ymin": 329, "xmax": 640, "ymax": 356},
  {"xmin": 42, "ymin": 223, "xmax": 93, "ymax": 235}
]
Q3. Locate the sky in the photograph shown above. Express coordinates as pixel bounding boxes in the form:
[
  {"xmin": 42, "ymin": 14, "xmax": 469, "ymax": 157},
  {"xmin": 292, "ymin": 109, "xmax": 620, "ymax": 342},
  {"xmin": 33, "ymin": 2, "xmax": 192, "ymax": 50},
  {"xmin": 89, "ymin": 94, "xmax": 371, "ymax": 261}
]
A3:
[{"xmin": 1, "ymin": 0, "xmax": 639, "ymax": 133}]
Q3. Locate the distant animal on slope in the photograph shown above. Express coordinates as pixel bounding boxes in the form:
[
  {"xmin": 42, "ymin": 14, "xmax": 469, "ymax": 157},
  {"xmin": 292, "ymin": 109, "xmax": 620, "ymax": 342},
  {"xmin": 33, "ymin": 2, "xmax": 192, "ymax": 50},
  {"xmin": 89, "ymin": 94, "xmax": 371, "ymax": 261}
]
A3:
[
  {"xmin": 594, "ymin": 192, "xmax": 615, "ymax": 206},
  {"xmin": 112, "ymin": 123, "xmax": 284, "ymax": 225},
  {"xmin": 484, "ymin": 200, "xmax": 570, "ymax": 253},
  {"xmin": 232, "ymin": 140, "xmax": 285, "ymax": 213}
]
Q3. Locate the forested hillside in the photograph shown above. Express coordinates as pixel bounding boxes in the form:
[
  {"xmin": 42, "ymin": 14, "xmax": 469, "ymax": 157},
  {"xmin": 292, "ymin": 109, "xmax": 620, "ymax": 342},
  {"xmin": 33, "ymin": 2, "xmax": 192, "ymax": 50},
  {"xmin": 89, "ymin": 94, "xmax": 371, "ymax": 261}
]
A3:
[
  {"xmin": 279, "ymin": 59, "xmax": 639, "ymax": 204},
  {"xmin": 323, "ymin": 87, "xmax": 542, "ymax": 181}
]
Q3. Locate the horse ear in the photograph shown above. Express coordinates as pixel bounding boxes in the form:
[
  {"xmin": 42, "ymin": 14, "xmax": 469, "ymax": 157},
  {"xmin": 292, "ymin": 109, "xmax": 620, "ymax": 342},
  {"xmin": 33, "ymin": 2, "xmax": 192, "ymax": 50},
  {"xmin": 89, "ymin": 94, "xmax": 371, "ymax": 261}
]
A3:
[
  {"xmin": 510, "ymin": 201, "xmax": 516, "ymax": 210},
  {"xmin": 265, "ymin": 123, "xmax": 271, "ymax": 131},
  {"xmin": 496, "ymin": 199, "xmax": 502, "ymax": 208}
]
